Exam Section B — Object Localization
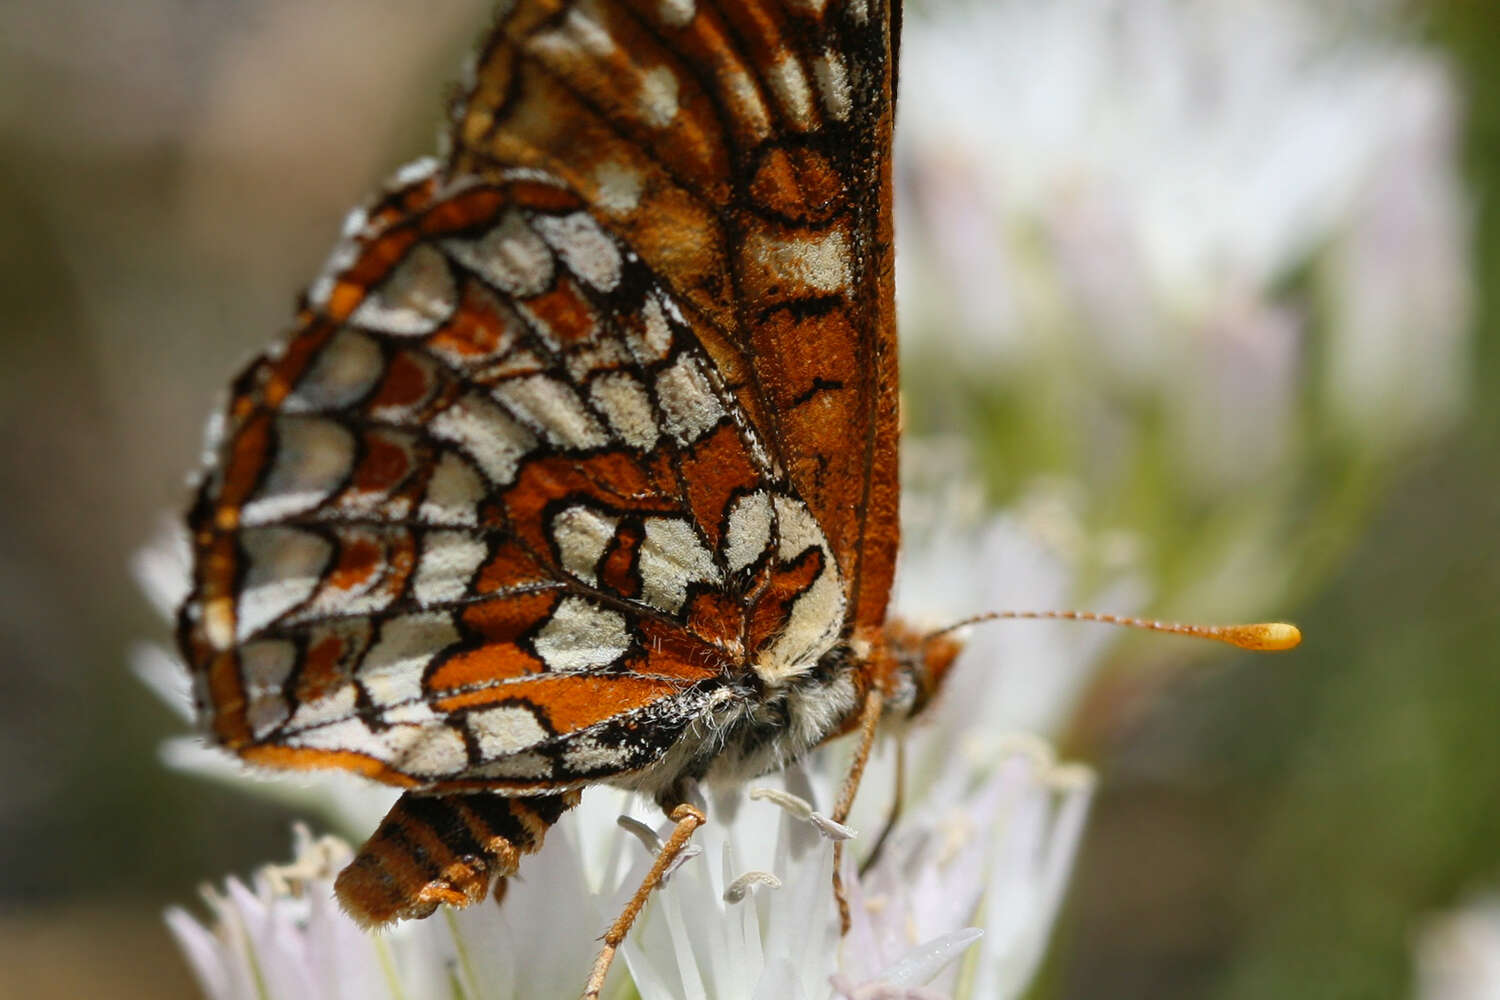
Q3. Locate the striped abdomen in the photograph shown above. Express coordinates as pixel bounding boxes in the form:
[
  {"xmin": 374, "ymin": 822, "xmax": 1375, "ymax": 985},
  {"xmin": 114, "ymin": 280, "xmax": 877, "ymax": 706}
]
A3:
[{"xmin": 335, "ymin": 790, "xmax": 579, "ymax": 926}]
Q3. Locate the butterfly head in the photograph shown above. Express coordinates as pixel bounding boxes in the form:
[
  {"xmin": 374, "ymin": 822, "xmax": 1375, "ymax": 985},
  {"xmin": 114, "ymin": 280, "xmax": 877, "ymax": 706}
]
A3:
[{"xmin": 872, "ymin": 621, "xmax": 965, "ymax": 720}]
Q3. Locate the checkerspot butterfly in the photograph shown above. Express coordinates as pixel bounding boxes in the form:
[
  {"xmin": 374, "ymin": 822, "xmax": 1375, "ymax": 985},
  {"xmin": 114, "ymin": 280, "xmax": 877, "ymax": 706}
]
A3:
[{"xmin": 177, "ymin": 0, "xmax": 960, "ymax": 990}]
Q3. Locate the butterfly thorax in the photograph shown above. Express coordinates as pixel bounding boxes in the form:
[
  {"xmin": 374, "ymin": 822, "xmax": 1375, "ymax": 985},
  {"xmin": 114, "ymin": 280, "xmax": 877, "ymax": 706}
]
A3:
[{"xmin": 862, "ymin": 620, "xmax": 965, "ymax": 722}]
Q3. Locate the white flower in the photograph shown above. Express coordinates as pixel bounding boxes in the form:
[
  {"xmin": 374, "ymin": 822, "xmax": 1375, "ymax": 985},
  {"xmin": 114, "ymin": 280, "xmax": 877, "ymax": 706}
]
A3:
[
  {"xmin": 1413, "ymin": 896, "xmax": 1500, "ymax": 1000},
  {"xmin": 899, "ymin": 0, "xmax": 1467, "ymax": 422},
  {"xmin": 836, "ymin": 738, "xmax": 1093, "ymax": 999},
  {"xmin": 896, "ymin": 442, "xmax": 1147, "ymax": 737},
  {"xmin": 164, "ymin": 757, "xmax": 1091, "ymax": 1000},
  {"xmin": 142, "ymin": 473, "xmax": 1105, "ymax": 1000}
]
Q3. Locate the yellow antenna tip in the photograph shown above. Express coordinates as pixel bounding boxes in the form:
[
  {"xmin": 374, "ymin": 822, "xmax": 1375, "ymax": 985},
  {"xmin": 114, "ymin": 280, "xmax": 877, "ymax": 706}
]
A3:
[{"xmin": 1219, "ymin": 622, "xmax": 1302, "ymax": 652}]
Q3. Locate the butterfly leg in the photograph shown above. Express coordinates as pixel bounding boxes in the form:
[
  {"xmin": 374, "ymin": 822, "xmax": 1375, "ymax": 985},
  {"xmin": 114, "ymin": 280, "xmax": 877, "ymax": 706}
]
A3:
[
  {"xmin": 581, "ymin": 800, "xmax": 707, "ymax": 1000},
  {"xmin": 859, "ymin": 738, "xmax": 906, "ymax": 877},
  {"xmin": 831, "ymin": 687, "xmax": 885, "ymax": 934}
]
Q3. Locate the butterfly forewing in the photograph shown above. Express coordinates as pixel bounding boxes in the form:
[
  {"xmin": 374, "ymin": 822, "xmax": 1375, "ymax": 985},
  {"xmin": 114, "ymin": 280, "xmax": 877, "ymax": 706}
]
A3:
[{"xmin": 450, "ymin": 0, "xmax": 901, "ymax": 633}]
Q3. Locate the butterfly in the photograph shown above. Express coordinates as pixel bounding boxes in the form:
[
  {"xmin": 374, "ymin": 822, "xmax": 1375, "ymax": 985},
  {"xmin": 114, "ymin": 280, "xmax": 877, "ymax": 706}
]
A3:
[{"xmin": 176, "ymin": 0, "xmax": 963, "ymax": 993}]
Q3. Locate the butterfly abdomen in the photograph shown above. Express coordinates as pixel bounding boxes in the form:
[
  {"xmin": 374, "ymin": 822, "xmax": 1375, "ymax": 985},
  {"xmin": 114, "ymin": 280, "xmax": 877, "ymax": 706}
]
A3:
[{"xmin": 335, "ymin": 789, "xmax": 579, "ymax": 926}]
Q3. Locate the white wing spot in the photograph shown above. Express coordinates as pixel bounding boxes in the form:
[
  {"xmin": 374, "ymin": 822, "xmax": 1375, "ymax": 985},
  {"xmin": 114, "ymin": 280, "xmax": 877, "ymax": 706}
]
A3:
[
  {"xmin": 443, "ymin": 211, "xmax": 555, "ymax": 298},
  {"xmin": 289, "ymin": 717, "xmax": 453, "ymax": 776},
  {"xmin": 349, "ymin": 244, "xmax": 456, "ymax": 335},
  {"xmin": 721, "ymin": 65, "xmax": 771, "ymax": 142},
  {"xmin": 773, "ymin": 494, "xmax": 829, "ymax": 563},
  {"xmin": 625, "ymin": 295, "xmax": 675, "ymax": 362},
  {"xmin": 533, "ymin": 596, "xmax": 632, "ymax": 672},
  {"xmin": 658, "ymin": 0, "xmax": 695, "ymax": 27},
  {"xmin": 241, "ymin": 638, "xmax": 295, "ymax": 690},
  {"xmin": 292, "ymin": 527, "xmax": 399, "ymax": 622},
  {"xmin": 468, "ymin": 704, "xmax": 551, "ymax": 758},
  {"xmin": 552, "ymin": 505, "xmax": 619, "ymax": 585},
  {"xmin": 284, "ymin": 329, "xmax": 383, "ymax": 413},
  {"xmin": 594, "ymin": 160, "xmax": 644, "ymax": 215},
  {"xmin": 753, "ymin": 495, "xmax": 846, "ymax": 684},
  {"xmin": 241, "ymin": 417, "xmax": 354, "ymax": 527},
  {"xmin": 562, "ymin": 734, "xmax": 636, "ymax": 775},
  {"xmin": 471, "ymin": 751, "xmax": 553, "ymax": 780},
  {"xmin": 396, "ymin": 728, "xmax": 469, "ymax": 778},
  {"xmin": 638, "ymin": 517, "xmax": 720, "ymax": 614},
  {"xmin": 565, "ymin": 336, "xmax": 633, "ymax": 382},
  {"xmin": 745, "ymin": 227, "xmax": 852, "ymax": 296},
  {"xmin": 204, "ymin": 597, "xmax": 234, "ymax": 651},
  {"xmin": 359, "ymin": 612, "xmax": 461, "ymax": 706},
  {"xmin": 284, "ymin": 715, "xmax": 369, "ymax": 755},
  {"xmin": 533, "ymin": 212, "xmax": 622, "ymax": 292},
  {"xmin": 814, "ymin": 49, "xmax": 852, "ymax": 121},
  {"xmin": 589, "ymin": 371, "xmax": 659, "ymax": 449},
  {"xmin": 429, "ymin": 392, "xmax": 537, "ymax": 485},
  {"xmin": 766, "ymin": 54, "xmax": 816, "ymax": 129},
  {"xmin": 413, "ymin": 530, "xmax": 489, "ymax": 606},
  {"xmin": 418, "ymin": 452, "xmax": 485, "ymax": 527},
  {"xmin": 638, "ymin": 65, "xmax": 681, "ymax": 128},
  {"xmin": 534, "ymin": 5, "xmax": 617, "ymax": 59},
  {"xmin": 247, "ymin": 694, "xmax": 290, "ymax": 740},
  {"xmin": 237, "ymin": 527, "xmax": 332, "ymax": 641},
  {"xmin": 724, "ymin": 490, "xmax": 773, "ymax": 572},
  {"xmin": 391, "ymin": 156, "xmax": 441, "ymax": 187},
  {"xmin": 284, "ymin": 683, "xmax": 359, "ymax": 734},
  {"xmin": 656, "ymin": 355, "xmax": 725, "ymax": 445},
  {"xmin": 493, "ymin": 374, "xmax": 609, "ymax": 450},
  {"xmin": 382, "ymin": 701, "xmax": 444, "ymax": 726},
  {"xmin": 240, "ymin": 640, "xmax": 295, "ymax": 738}
]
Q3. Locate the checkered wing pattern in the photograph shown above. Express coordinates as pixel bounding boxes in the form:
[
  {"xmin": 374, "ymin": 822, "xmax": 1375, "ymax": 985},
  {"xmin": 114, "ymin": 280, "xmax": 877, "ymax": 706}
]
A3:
[{"xmin": 177, "ymin": 0, "xmax": 900, "ymax": 925}]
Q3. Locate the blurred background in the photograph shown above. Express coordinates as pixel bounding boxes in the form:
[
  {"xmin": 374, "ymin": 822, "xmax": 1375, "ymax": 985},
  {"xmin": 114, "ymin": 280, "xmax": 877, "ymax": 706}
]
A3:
[{"xmin": 0, "ymin": 1, "xmax": 1496, "ymax": 997}]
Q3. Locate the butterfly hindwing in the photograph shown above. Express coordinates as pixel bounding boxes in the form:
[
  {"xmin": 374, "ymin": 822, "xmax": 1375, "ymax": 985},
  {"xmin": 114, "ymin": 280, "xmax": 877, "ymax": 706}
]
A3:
[{"xmin": 181, "ymin": 165, "xmax": 851, "ymax": 791}]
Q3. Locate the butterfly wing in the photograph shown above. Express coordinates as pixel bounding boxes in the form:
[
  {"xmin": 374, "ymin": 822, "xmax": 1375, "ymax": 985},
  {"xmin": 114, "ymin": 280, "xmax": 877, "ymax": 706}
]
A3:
[
  {"xmin": 181, "ymin": 167, "xmax": 846, "ymax": 791},
  {"xmin": 178, "ymin": 0, "xmax": 900, "ymax": 795},
  {"xmin": 450, "ymin": 0, "xmax": 902, "ymax": 637}
]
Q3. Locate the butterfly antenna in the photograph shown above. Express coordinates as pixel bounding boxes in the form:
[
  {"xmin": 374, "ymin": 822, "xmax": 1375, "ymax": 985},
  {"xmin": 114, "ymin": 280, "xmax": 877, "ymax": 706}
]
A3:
[{"xmin": 925, "ymin": 610, "xmax": 1301, "ymax": 652}]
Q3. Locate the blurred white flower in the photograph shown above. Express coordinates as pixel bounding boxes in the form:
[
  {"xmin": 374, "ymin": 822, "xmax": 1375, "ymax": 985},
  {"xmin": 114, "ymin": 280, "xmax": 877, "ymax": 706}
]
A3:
[
  {"xmin": 896, "ymin": 0, "xmax": 1471, "ymax": 617},
  {"xmin": 141, "ymin": 466, "xmax": 1106, "ymax": 1000},
  {"xmin": 837, "ymin": 738, "xmax": 1093, "ymax": 999},
  {"xmin": 1413, "ymin": 896, "xmax": 1500, "ymax": 1000},
  {"xmin": 899, "ymin": 0, "xmax": 1468, "ymax": 438},
  {"xmin": 166, "ymin": 741, "xmax": 1091, "ymax": 1000},
  {"xmin": 897, "ymin": 441, "xmax": 1147, "ymax": 738}
]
